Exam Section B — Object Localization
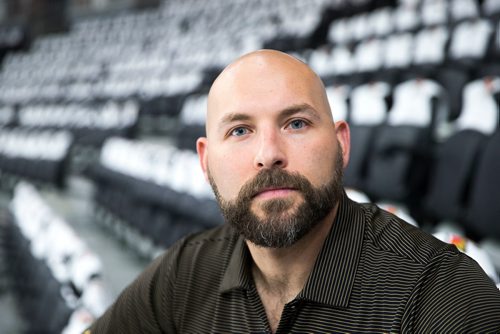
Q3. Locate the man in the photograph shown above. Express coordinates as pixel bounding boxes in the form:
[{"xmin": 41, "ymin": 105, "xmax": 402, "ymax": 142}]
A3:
[{"xmin": 88, "ymin": 50, "xmax": 500, "ymax": 333}]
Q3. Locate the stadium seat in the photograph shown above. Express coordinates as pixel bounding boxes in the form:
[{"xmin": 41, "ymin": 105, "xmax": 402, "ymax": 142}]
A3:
[
  {"xmin": 369, "ymin": 7, "xmax": 394, "ymax": 37},
  {"xmin": 422, "ymin": 129, "xmax": 488, "ymax": 223},
  {"xmin": 449, "ymin": 19, "xmax": 494, "ymax": 66},
  {"xmin": 353, "ymin": 38, "xmax": 385, "ymax": 73},
  {"xmin": 456, "ymin": 76, "xmax": 500, "ymax": 135},
  {"xmin": 344, "ymin": 81, "xmax": 390, "ymax": 191},
  {"xmin": 309, "ymin": 46, "xmax": 336, "ymax": 77},
  {"xmin": 325, "ymin": 83, "xmax": 351, "ymax": 122},
  {"xmin": 465, "ymin": 130, "xmax": 500, "ymax": 241},
  {"xmin": 329, "ymin": 46, "xmax": 355, "ymax": 75},
  {"xmin": 393, "ymin": 1, "xmax": 420, "ymax": 32},
  {"xmin": 421, "ymin": 0, "xmax": 449, "ymax": 27},
  {"xmin": 450, "ymin": 0, "xmax": 480, "ymax": 22},
  {"xmin": 384, "ymin": 33, "xmax": 413, "ymax": 69},
  {"xmin": 327, "ymin": 18, "xmax": 351, "ymax": 45},
  {"xmin": 363, "ymin": 78, "xmax": 446, "ymax": 203},
  {"xmin": 413, "ymin": 25, "xmax": 449, "ymax": 66},
  {"xmin": 483, "ymin": 0, "xmax": 500, "ymax": 18}
]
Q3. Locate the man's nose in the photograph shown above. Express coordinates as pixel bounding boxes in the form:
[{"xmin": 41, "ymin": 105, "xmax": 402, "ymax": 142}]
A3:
[{"xmin": 253, "ymin": 129, "xmax": 288, "ymax": 170}]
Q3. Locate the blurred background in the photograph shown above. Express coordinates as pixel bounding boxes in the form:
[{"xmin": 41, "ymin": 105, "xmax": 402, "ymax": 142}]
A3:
[{"xmin": 0, "ymin": 0, "xmax": 499, "ymax": 332}]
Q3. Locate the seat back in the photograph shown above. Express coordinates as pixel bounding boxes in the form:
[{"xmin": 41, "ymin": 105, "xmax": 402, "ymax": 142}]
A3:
[
  {"xmin": 384, "ymin": 33, "xmax": 413, "ymax": 69},
  {"xmin": 450, "ymin": 0, "xmax": 479, "ymax": 22},
  {"xmin": 364, "ymin": 125, "xmax": 431, "ymax": 202},
  {"xmin": 344, "ymin": 125, "xmax": 375, "ymax": 189},
  {"xmin": 449, "ymin": 19, "xmax": 494, "ymax": 62},
  {"xmin": 363, "ymin": 79, "xmax": 445, "ymax": 202},
  {"xmin": 344, "ymin": 82, "xmax": 390, "ymax": 189},
  {"xmin": 394, "ymin": 2, "xmax": 420, "ymax": 32},
  {"xmin": 413, "ymin": 26, "xmax": 449, "ymax": 66},
  {"xmin": 466, "ymin": 130, "xmax": 500, "ymax": 240},
  {"xmin": 325, "ymin": 84, "xmax": 350, "ymax": 122},
  {"xmin": 423, "ymin": 130, "xmax": 488, "ymax": 222},
  {"xmin": 354, "ymin": 38, "xmax": 385, "ymax": 73},
  {"xmin": 388, "ymin": 79, "xmax": 445, "ymax": 129},
  {"xmin": 421, "ymin": 0, "xmax": 448, "ymax": 26},
  {"xmin": 456, "ymin": 77, "xmax": 500, "ymax": 135}
]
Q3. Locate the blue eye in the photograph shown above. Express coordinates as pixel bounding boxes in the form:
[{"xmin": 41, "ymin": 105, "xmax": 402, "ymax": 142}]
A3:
[
  {"xmin": 231, "ymin": 127, "xmax": 248, "ymax": 137},
  {"xmin": 289, "ymin": 119, "xmax": 306, "ymax": 130}
]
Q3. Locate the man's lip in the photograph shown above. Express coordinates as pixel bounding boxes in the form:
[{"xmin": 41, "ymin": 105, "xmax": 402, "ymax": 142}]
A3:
[{"xmin": 253, "ymin": 187, "xmax": 296, "ymax": 198}]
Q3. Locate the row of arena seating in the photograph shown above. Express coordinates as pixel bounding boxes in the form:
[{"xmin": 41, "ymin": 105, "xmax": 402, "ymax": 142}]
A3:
[
  {"xmin": 327, "ymin": 0, "xmax": 500, "ymax": 19},
  {"xmin": 312, "ymin": 19, "xmax": 499, "ymax": 76},
  {"xmin": 0, "ymin": 100, "xmax": 140, "ymax": 176},
  {"xmin": 17, "ymin": 100, "xmax": 138, "ymax": 133},
  {"xmin": 327, "ymin": 72, "xmax": 499, "ymax": 209},
  {"xmin": 0, "ymin": 128, "xmax": 72, "ymax": 189},
  {"xmin": 311, "ymin": 4, "xmax": 500, "ymax": 77},
  {"xmin": 326, "ymin": 70, "xmax": 500, "ymax": 196},
  {"xmin": 345, "ymin": 128, "xmax": 500, "ymax": 284},
  {"xmin": 328, "ymin": 0, "xmax": 500, "ymax": 42},
  {"xmin": 86, "ymin": 137, "xmax": 222, "ymax": 258},
  {"xmin": 2, "ymin": 182, "xmax": 111, "ymax": 334},
  {"xmin": 0, "ymin": 0, "xmax": 329, "ymax": 104}
]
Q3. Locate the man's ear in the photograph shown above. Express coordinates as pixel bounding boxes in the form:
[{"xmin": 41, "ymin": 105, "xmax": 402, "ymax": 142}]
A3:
[
  {"xmin": 196, "ymin": 137, "xmax": 209, "ymax": 182},
  {"xmin": 334, "ymin": 120, "xmax": 350, "ymax": 168}
]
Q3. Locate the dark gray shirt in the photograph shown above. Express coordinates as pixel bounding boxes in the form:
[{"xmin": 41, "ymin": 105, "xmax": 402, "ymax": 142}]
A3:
[{"xmin": 89, "ymin": 194, "xmax": 500, "ymax": 333}]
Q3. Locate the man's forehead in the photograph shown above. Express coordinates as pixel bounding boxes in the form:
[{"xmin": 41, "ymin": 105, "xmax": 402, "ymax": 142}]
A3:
[
  {"xmin": 209, "ymin": 50, "xmax": 312, "ymax": 93},
  {"xmin": 206, "ymin": 50, "xmax": 329, "ymax": 128}
]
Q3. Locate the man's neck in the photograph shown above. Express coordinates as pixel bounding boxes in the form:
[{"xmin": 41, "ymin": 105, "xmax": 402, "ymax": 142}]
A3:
[
  {"xmin": 246, "ymin": 204, "xmax": 338, "ymax": 333},
  {"xmin": 247, "ymin": 203, "xmax": 339, "ymax": 297}
]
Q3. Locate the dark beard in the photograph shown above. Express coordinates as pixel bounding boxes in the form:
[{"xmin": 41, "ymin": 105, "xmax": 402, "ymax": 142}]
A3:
[{"xmin": 208, "ymin": 150, "xmax": 344, "ymax": 248}]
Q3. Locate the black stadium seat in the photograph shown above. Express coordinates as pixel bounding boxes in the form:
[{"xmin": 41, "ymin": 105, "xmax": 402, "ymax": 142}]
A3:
[
  {"xmin": 465, "ymin": 130, "xmax": 500, "ymax": 241},
  {"xmin": 364, "ymin": 124, "xmax": 432, "ymax": 202},
  {"xmin": 343, "ymin": 81, "xmax": 390, "ymax": 190},
  {"xmin": 363, "ymin": 78, "xmax": 446, "ymax": 204},
  {"xmin": 422, "ymin": 129, "xmax": 488, "ymax": 223},
  {"xmin": 344, "ymin": 126, "xmax": 376, "ymax": 190}
]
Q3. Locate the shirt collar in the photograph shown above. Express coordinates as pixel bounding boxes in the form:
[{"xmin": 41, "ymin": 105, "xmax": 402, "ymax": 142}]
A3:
[
  {"xmin": 298, "ymin": 192, "xmax": 365, "ymax": 308},
  {"xmin": 219, "ymin": 230, "xmax": 252, "ymax": 293},
  {"xmin": 219, "ymin": 192, "xmax": 366, "ymax": 309}
]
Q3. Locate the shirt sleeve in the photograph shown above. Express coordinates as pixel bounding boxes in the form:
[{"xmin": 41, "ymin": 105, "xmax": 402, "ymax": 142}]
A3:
[
  {"xmin": 403, "ymin": 246, "xmax": 500, "ymax": 332},
  {"xmin": 86, "ymin": 240, "xmax": 183, "ymax": 334}
]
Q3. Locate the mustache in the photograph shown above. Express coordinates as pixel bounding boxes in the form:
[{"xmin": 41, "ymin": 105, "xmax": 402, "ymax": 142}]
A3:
[{"xmin": 237, "ymin": 168, "xmax": 312, "ymax": 202}]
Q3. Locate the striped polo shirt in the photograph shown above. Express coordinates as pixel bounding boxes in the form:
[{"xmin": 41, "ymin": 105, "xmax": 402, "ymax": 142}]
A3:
[{"xmin": 89, "ymin": 193, "xmax": 500, "ymax": 333}]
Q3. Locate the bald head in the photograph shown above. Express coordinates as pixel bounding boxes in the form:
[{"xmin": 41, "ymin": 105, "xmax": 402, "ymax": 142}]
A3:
[{"xmin": 206, "ymin": 49, "xmax": 333, "ymax": 136}]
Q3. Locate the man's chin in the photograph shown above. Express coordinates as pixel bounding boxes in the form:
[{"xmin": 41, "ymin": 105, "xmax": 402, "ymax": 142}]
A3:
[
  {"xmin": 251, "ymin": 199, "xmax": 301, "ymax": 219},
  {"xmin": 254, "ymin": 191, "xmax": 304, "ymax": 209}
]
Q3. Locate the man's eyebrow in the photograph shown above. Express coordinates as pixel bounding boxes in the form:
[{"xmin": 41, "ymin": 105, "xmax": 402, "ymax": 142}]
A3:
[
  {"xmin": 219, "ymin": 103, "xmax": 321, "ymax": 126},
  {"xmin": 280, "ymin": 103, "xmax": 321, "ymax": 120},
  {"xmin": 220, "ymin": 112, "xmax": 252, "ymax": 125}
]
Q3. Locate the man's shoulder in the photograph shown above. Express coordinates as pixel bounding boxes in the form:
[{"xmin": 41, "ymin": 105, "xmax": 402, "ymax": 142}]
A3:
[
  {"xmin": 181, "ymin": 223, "xmax": 238, "ymax": 253},
  {"xmin": 358, "ymin": 202, "xmax": 458, "ymax": 266},
  {"xmin": 158, "ymin": 224, "xmax": 239, "ymax": 273}
]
